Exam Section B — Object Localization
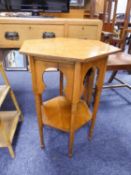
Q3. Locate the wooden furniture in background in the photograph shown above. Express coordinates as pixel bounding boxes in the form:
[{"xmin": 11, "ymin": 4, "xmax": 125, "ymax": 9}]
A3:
[
  {"xmin": 20, "ymin": 38, "xmax": 120, "ymax": 157},
  {"xmin": 106, "ymin": 52, "xmax": 131, "ymax": 89},
  {"xmin": 0, "ymin": 18, "xmax": 102, "ymax": 64},
  {"xmin": 102, "ymin": 0, "xmax": 118, "ymax": 32},
  {"xmin": 0, "ymin": 64, "xmax": 23, "ymax": 158},
  {"xmin": 119, "ymin": 0, "xmax": 131, "ymax": 50},
  {"xmin": 95, "ymin": 0, "xmax": 105, "ymax": 15},
  {"xmin": 101, "ymin": 0, "xmax": 131, "ymax": 48},
  {"xmin": 59, "ymin": 9, "xmax": 85, "ymax": 18},
  {"xmin": 104, "ymin": 0, "xmax": 131, "ymax": 89},
  {"xmin": 0, "ymin": 18, "xmax": 102, "ymax": 49},
  {"xmin": 84, "ymin": 0, "xmax": 97, "ymax": 18},
  {"xmin": 101, "ymin": 0, "xmax": 119, "ymax": 44},
  {"xmin": 39, "ymin": 9, "xmax": 85, "ymax": 18}
]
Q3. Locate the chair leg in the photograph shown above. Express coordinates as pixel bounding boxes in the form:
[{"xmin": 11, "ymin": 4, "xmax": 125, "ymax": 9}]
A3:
[
  {"xmin": 88, "ymin": 86, "xmax": 103, "ymax": 139},
  {"xmin": 35, "ymin": 94, "xmax": 44, "ymax": 148},
  {"xmin": 108, "ymin": 70, "xmax": 118, "ymax": 83},
  {"xmin": 8, "ymin": 145, "xmax": 15, "ymax": 158},
  {"xmin": 69, "ymin": 124, "xmax": 75, "ymax": 158}
]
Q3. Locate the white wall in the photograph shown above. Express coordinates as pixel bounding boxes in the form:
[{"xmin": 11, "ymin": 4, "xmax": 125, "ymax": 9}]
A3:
[
  {"xmin": 95, "ymin": 0, "xmax": 128, "ymax": 14},
  {"xmin": 117, "ymin": 0, "xmax": 127, "ymax": 13}
]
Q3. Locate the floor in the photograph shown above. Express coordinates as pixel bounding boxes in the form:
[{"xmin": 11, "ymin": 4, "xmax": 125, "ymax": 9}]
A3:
[{"xmin": 0, "ymin": 70, "xmax": 131, "ymax": 175}]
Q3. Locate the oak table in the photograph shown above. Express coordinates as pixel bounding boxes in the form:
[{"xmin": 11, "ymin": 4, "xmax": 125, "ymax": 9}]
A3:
[{"xmin": 20, "ymin": 38, "xmax": 120, "ymax": 157}]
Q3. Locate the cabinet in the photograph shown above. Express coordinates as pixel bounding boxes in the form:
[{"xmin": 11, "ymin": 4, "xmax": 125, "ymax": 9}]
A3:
[
  {"xmin": 0, "ymin": 18, "xmax": 102, "ymax": 49},
  {"xmin": 68, "ymin": 25, "xmax": 98, "ymax": 39},
  {"xmin": 0, "ymin": 24, "xmax": 65, "ymax": 48},
  {"xmin": 0, "ymin": 64, "xmax": 23, "ymax": 158}
]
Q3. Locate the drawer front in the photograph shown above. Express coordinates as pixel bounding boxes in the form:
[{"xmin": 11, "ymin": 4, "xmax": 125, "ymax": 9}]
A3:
[
  {"xmin": 0, "ymin": 24, "xmax": 64, "ymax": 48},
  {"xmin": 28, "ymin": 25, "xmax": 64, "ymax": 39},
  {"xmin": 0, "ymin": 24, "xmax": 29, "ymax": 48},
  {"xmin": 68, "ymin": 25, "xmax": 98, "ymax": 40}
]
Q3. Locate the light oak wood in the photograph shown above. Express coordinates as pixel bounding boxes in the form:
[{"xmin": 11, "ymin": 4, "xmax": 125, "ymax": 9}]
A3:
[
  {"xmin": 0, "ymin": 49, "xmax": 4, "ymax": 63},
  {"xmin": 42, "ymin": 96, "xmax": 92, "ymax": 132},
  {"xmin": 95, "ymin": 0, "xmax": 104, "ymax": 14},
  {"xmin": 20, "ymin": 38, "xmax": 120, "ymax": 62},
  {"xmin": 69, "ymin": 62, "xmax": 81, "ymax": 157},
  {"xmin": 0, "ymin": 24, "xmax": 64, "ymax": 48},
  {"xmin": 106, "ymin": 0, "xmax": 131, "ymax": 88},
  {"xmin": 20, "ymin": 37, "xmax": 120, "ymax": 157},
  {"xmin": 0, "ymin": 111, "xmax": 20, "ymax": 147},
  {"xmin": 0, "ymin": 17, "xmax": 102, "ymax": 25},
  {"xmin": 0, "ymin": 85, "xmax": 10, "ymax": 107},
  {"xmin": 0, "ymin": 18, "xmax": 102, "ymax": 49},
  {"xmin": 68, "ymin": 25, "xmax": 98, "ymax": 39},
  {"xmin": 59, "ymin": 9, "xmax": 85, "ymax": 18},
  {"xmin": 84, "ymin": 0, "xmax": 96, "ymax": 18},
  {"xmin": 0, "ymin": 64, "xmax": 24, "ymax": 121},
  {"xmin": 0, "ymin": 64, "xmax": 23, "ymax": 158}
]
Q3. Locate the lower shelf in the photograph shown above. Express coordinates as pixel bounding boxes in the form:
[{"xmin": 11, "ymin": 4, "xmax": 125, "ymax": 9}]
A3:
[
  {"xmin": 42, "ymin": 96, "xmax": 92, "ymax": 132},
  {"xmin": 0, "ymin": 111, "xmax": 20, "ymax": 147}
]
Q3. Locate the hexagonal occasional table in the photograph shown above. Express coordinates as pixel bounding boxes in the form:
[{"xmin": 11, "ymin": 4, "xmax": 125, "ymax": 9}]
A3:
[{"xmin": 20, "ymin": 38, "xmax": 120, "ymax": 157}]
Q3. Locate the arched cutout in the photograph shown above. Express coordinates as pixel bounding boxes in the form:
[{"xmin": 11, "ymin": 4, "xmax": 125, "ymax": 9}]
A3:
[
  {"xmin": 82, "ymin": 66, "xmax": 99, "ymax": 107},
  {"xmin": 42, "ymin": 68, "xmax": 66, "ymax": 100},
  {"xmin": 59, "ymin": 70, "xmax": 67, "ymax": 96}
]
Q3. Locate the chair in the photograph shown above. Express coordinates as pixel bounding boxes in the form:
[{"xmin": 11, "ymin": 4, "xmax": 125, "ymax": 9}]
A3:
[
  {"xmin": 101, "ymin": 0, "xmax": 119, "ymax": 44},
  {"xmin": 105, "ymin": 52, "xmax": 131, "ymax": 89},
  {"xmin": 0, "ymin": 63, "xmax": 23, "ymax": 158},
  {"xmin": 103, "ymin": 0, "xmax": 131, "ymax": 89},
  {"xmin": 84, "ymin": 0, "xmax": 97, "ymax": 18}
]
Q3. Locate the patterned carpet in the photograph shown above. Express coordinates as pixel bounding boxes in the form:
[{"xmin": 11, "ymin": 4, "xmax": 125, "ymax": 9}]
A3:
[{"xmin": 0, "ymin": 70, "xmax": 131, "ymax": 175}]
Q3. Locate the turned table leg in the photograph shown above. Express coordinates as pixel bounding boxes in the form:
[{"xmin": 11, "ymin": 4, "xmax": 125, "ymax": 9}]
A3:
[
  {"xmin": 88, "ymin": 87, "xmax": 101, "ymax": 139},
  {"xmin": 69, "ymin": 104, "xmax": 77, "ymax": 157},
  {"xmin": 68, "ymin": 62, "xmax": 81, "ymax": 157},
  {"xmin": 88, "ymin": 58, "xmax": 107, "ymax": 139},
  {"xmin": 35, "ymin": 94, "xmax": 44, "ymax": 148}
]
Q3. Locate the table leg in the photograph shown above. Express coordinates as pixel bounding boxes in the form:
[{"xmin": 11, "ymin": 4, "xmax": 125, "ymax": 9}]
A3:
[
  {"xmin": 35, "ymin": 94, "xmax": 44, "ymax": 148},
  {"xmin": 88, "ymin": 59, "xmax": 107, "ymax": 139},
  {"xmin": 69, "ymin": 104, "xmax": 77, "ymax": 157},
  {"xmin": 68, "ymin": 62, "xmax": 81, "ymax": 157},
  {"xmin": 88, "ymin": 87, "xmax": 101, "ymax": 139}
]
